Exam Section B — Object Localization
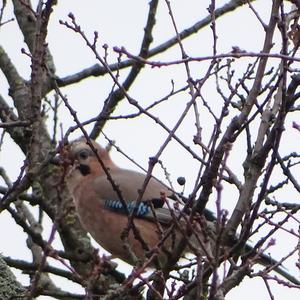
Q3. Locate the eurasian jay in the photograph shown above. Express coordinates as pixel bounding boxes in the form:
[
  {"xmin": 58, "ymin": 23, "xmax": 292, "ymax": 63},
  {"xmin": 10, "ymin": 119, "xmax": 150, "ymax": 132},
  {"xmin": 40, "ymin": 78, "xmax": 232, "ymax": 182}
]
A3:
[
  {"xmin": 65, "ymin": 138, "xmax": 211, "ymax": 266},
  {"xmin": 63, "ymin": 139, "xmax": 300, "ymax": 285}
]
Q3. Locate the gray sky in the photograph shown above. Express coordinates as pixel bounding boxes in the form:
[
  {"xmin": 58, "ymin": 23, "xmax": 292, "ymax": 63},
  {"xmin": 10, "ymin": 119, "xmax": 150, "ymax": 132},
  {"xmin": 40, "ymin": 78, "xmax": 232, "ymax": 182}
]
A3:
[{"xmin": 0, "ymin": 1, "xmax": 299, "ymax": 299}]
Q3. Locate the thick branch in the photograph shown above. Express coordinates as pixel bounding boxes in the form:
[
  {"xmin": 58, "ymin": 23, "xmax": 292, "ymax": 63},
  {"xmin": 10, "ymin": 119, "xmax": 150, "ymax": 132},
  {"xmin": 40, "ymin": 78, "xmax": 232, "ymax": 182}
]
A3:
[{"xmin": 90, "ymin": 0, "xmax": 159, "ymax": 139}]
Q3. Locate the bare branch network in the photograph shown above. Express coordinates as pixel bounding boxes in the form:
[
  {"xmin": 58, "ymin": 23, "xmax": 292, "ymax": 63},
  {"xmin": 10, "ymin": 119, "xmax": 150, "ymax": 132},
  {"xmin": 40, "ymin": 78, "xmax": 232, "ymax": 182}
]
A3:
[{"xmin": 0, "ymin": 1, "xmax": 300, "ymax": 300}]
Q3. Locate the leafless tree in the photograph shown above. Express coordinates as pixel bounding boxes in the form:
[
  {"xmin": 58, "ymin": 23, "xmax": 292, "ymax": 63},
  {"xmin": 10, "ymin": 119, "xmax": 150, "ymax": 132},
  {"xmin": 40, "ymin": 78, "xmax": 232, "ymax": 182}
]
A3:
[{"xmin": 0, "ymin": 1, "xmax": 299, "ymax": 299}]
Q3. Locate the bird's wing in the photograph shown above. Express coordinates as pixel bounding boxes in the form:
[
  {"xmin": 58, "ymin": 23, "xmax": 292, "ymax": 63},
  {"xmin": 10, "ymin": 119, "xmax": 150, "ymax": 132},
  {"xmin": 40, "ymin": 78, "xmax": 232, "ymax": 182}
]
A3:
[{"xmin": 91, "ymin": 169, "xmax": 181, "ymax": 224}]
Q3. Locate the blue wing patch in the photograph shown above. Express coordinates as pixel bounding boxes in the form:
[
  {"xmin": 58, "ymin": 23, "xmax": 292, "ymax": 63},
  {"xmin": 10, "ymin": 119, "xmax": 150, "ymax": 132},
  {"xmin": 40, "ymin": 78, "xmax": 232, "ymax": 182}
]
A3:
[{"xmin": 104, "ymin": 199, "xmax": 150, "ymax": 217}]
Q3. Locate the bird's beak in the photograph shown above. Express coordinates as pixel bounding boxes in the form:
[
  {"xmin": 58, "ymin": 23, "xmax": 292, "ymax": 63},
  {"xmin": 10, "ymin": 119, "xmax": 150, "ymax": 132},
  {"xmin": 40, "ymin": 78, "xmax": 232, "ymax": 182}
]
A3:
[
  {"xmin": 50, "ymin": 143, "xmax": 75, "ymax": 167},
  {"xmin": 49, "ymin": 156, "xmax": 62, "ymax": 166}
]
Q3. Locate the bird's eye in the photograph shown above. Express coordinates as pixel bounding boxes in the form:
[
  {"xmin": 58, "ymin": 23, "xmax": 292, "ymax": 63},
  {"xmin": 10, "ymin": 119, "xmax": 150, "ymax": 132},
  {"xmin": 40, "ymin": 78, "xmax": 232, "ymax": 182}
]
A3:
[{"xmin": 77, "ymin": 149, "xmax": 90, "ymax": 160}]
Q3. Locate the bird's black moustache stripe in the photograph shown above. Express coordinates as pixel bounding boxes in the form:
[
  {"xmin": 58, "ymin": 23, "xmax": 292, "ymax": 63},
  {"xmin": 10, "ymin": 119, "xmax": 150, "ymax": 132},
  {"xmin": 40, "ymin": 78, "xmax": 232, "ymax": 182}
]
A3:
[{"xmin": 77, "ymin": 164, "xmax": 91, "ymax": 176}]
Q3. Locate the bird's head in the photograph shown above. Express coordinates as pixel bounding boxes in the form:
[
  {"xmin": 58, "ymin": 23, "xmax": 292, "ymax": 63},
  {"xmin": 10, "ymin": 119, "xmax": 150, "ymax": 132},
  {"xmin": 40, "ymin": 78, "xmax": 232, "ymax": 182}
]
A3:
[
  {"xmin": 63, "ymin": 138, "xmax": 116, "ymax": 194},
  {"xmin": 67, "ymin": 138, "xmax": 114, "ymax": 176}
]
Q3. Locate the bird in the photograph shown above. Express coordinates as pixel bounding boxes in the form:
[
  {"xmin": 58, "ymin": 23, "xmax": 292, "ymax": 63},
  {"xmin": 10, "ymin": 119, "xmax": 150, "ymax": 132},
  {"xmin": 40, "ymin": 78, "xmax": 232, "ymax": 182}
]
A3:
[
  {"xmin": 63, "ymin": 138, "xmax": 300, "ymax": 286},
  {"xmin": 64, "ymin": 138, "xmax": 211, "ymax": 267}
]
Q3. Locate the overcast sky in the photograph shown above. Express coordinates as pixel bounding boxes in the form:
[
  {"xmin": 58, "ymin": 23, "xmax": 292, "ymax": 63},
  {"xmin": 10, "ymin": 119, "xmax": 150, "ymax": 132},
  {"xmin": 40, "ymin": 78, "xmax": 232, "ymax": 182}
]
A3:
[{"xmin": 0, "ymin": 1, "xmax": 299, "ymax": 299}]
